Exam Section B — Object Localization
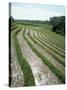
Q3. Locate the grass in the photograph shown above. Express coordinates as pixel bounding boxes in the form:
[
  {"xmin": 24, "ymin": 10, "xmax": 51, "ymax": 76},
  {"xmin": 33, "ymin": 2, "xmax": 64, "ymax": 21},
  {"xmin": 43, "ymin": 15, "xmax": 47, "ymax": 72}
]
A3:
[
  {"xmin": 28, "ymin": 31, "xmax": 65, "ymax": 66},
  {"xmin": 12, "ymin": 26, "xmax": 35, "ymax": 86},
  {"xmin": 36, "ymin": 31, "xmax": 65, "ymax": 57},
  {"xmin": 11, "ymin": 22, "xmax": 17, "ymax": 27},
  {"xmin": 36, "ymin": 27, "xmax": 65, "ymax": 50},
  {"xmin": 33, "ymin": 32, "xmax": 65, "ymax": 61},
  {"xmin": 37, "ymin": 31, "xmax": 65, "ymax": 54},
  {"xmin": 23, "ymin": 29, "xmax": 65, "ymax": 83},
  {"xmin": 11, "ymin": 24, "xmax": 18, "ymax": 30}
]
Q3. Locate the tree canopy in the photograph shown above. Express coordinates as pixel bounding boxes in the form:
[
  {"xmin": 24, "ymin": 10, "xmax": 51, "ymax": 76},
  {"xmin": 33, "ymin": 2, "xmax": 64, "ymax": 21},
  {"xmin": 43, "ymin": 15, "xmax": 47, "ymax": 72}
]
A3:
[{"xmin": 50, "ymin": 16, "xmax": 65, "ymax": 36}]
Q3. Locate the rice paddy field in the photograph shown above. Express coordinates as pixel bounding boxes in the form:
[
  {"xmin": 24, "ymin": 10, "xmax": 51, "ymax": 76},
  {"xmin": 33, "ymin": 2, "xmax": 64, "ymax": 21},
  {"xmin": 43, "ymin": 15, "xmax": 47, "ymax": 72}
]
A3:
[{"xmin": 10, "ymin": 22, "xmax": 65, "ymax": 87}]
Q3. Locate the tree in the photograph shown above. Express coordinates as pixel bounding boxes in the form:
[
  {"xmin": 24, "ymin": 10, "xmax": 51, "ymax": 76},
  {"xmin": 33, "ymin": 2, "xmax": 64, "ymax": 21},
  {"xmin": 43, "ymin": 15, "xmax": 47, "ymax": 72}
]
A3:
[{"xmin": 50, "ymin": 16, "xmax": 65, "ymax": 36}]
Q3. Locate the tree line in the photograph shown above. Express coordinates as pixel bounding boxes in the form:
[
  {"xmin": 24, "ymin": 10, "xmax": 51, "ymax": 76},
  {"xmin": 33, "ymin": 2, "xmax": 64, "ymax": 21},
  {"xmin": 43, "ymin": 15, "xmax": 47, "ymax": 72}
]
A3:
[
  {"xmin": 9, "ymin": 16, "xmax": 65, "ymax": 36},
  {"xmin": 50, "ymin": 16, "xmax": 65, "ymax": 36}
]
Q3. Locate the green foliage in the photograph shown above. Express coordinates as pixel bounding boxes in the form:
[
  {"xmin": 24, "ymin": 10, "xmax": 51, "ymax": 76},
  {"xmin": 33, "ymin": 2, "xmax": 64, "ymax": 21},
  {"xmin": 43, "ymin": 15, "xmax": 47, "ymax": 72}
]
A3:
[
  {"xmin": 50, "ymin": 16, "xmax": 65, "ymax": 35},
  {"xmin": 16, "ymin": 19, "xmax": 50, "ymax": 25}
]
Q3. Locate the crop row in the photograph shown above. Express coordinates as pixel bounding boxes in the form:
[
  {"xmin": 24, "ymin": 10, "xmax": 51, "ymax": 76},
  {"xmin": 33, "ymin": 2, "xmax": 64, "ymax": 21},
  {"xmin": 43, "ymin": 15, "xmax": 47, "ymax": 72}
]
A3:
[
  {"xmin": 23, "ymin": 29, "xmax": 65, "ymax": 83},
  {"xmin": 36, "ymin": 31, "xmax": 65, "ymax": 57},
  {"xmin": 35, "ymin": 28, "xmax": 65, "ymax": 50},
  {"xmin": 30, "ymin": 30, "xmax": 65, "ymax": 66},
  {"xmin": 11, "ymin": 25, "xmax": 35, "ymax": 86},
  {"xmin": 37, "ymin": 31, "xmax": 65, "ymax": 53}
]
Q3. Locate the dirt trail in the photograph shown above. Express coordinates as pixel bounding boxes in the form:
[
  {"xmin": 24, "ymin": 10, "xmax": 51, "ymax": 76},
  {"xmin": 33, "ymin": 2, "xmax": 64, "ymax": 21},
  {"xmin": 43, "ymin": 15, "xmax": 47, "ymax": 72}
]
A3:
[
  {"xmin": 17, "ymin": 29, "xmax": 62, "ymax": 86},
  {"xmin": 11, "ymin": 32, "xmax": 24, "ymax": 87}
]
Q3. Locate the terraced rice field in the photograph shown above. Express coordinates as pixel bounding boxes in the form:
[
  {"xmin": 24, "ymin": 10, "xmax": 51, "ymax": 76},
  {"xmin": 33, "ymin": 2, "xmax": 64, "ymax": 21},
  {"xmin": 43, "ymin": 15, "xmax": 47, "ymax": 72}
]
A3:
[{"xmin": 10, "ymin": 22, "xmax": 65, "ymax": 87}]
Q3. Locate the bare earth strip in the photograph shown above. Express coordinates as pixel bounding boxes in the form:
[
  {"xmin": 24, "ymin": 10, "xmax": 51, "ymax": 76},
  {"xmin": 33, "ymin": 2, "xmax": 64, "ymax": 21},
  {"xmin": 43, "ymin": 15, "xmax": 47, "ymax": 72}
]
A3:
[
  {"xmin": 11, "ymin": 32, "xmax": 24, "ymax": 87},
  {"xmin": 17, "ymin": 29, "xmax": 62, "ymax": 86}
]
